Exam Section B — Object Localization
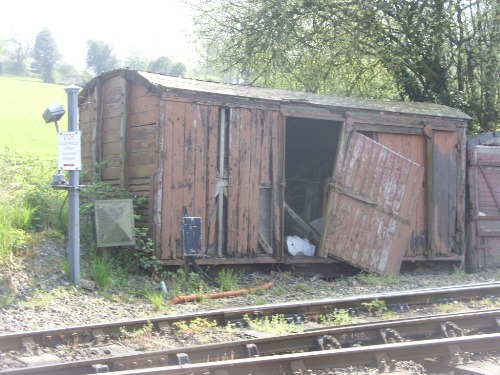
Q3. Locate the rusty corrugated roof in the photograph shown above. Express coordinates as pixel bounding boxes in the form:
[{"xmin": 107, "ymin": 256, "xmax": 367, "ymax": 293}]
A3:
[{"xmin": 82, "ymin": 69, "xmax": 471, "ymax": 120}]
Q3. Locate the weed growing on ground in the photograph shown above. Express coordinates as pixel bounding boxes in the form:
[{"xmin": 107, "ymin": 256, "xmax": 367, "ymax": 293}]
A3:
[
  {"xmin": 120, "ymin": 321, "xmax": 154, "ymax": 339},
  {"xmin": 244, "ymin": 313, "xmax": 303, "ymax": 335},
  {"xmin": 21, "ymin": 286, "xmax": 78, "ymax": 309},
  {"xmin": 294, "ymin": 282, "xmax": 311, "ymax": 293},
  {"xmin": 0, "ymin": 292, "xmax": 14, "ymax": 308},
  {"xmin": 145, "ymin": 290, "xmax": 166, "ymax": 310},
  {"xmin": 358, "ymin": 272, "xmax": 400, "ymax": 286},
  {"xmin": 163, "ymin": 267, "xmax": 209, "ymax": 298},
  {"xmin": 21, "ymin": 290, "xmax": 53, "ymax": 309},
  {"xmin": 451, "ymin": 265, "xmax": 468, "ymax": 281},
  {"xmin": 436, "ymin": 301, "xmax": 467, "ymax": 314},
  {"xmin": 119, "ymin": 321, "xmax": 154, "ymax": 349},
  {"xmin": 0, "ymin": 150, "xmax": 66, "ymax": 267},
  {"xmin": 362, "ymin": 299, "xmax": 389, "ymax": 317},
  {"xmin": 379, "ymin": 310, "xmax": 400, "ymax": 320},
  {"xmin": 92, "ymin": 255, "xmax": 112, "ymax": 289},
  {"xmin": 321, "ymin": 308, "xmax": 356, "ymax": 326},
  {"xmin": 474, "ymin": 297, "xmax": 500, "ymax": 308},
  {"xmin": 174, "ymin": 317, "xmax": 217, "ymax": 335},
  {"xmin": 218, "ymin": 268, "xmax": 240, "ymax": 291}
]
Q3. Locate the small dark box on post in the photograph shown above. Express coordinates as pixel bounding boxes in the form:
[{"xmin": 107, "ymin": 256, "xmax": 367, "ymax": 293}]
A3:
[{"xmin": 182, "ymin": 217, "xmax": 202, "ymax": 257}]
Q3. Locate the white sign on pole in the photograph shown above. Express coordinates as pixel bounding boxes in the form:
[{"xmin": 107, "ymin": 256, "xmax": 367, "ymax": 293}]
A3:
[{"xmin": 58, "ymin": 131, "xmax": 81, "ymax": 170}]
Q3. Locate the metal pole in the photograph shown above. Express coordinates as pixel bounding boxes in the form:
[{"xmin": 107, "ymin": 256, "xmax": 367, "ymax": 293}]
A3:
[{"xmin": 65, "ymin": 85, "xmax": 81, "ymax": 284}]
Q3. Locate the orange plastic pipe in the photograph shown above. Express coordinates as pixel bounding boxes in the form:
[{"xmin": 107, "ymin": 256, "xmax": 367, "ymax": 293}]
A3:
[{"xmin": 168, "ymin": 281, "xmax": 274, "ymax": 305}]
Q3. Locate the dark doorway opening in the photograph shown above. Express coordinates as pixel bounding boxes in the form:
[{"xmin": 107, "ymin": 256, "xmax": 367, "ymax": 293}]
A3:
[{"xmin": 284, "ymin": 117, "xmax": 342, "ymax": 250}]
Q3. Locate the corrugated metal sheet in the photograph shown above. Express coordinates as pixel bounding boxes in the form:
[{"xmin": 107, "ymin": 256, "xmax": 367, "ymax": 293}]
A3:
[{"xmin": 319, "ymin": 132, "xmax": 424, "ymax": 274}]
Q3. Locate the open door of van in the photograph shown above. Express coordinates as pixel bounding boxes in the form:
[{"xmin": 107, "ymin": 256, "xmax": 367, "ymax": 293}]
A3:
[{"xmin": 319, "ymin": 131, "xmax": 424, "ymax": 274}]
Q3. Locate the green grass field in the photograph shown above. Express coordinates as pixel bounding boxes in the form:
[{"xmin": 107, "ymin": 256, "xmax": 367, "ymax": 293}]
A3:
[{"xmin": 0, "ymin": 76, "xmax": 69, "ymax": 159}]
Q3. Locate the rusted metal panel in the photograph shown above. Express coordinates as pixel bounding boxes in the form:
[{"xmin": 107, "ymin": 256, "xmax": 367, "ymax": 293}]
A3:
[
  {"xmin": 374, "ymin": 133, "xmax": 427, "ymax": 257},
  {"xmin": 320, "ymin": 132, "xmax": 424, "ymax": 274}
]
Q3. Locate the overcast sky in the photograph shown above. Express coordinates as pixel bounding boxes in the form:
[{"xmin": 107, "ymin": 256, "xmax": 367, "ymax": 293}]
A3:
[{"xmin": 0, "ymin": 0, "xmax": 198, "ymax": 70}]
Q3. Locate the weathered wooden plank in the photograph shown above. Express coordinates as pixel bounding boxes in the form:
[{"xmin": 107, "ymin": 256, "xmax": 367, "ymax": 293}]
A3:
[
  {"xmin": 160, "ymin": 101, "xmax": 176, "ymax": 259},
  {"xmin": 273, "ymin": 113, "xmax": 285, "ymax": 260},
  {"xmin": 128, "ymin": 151, "xmax": 156, "ymax": 166},
  {"xmin": 281, "ymin": 107, "xmax": 345, "ymax": 122},
  {"xmin": 130, "ymin": 124, "xmax": 157, "ymax": 139},
  {"xmin": 128, "ymin": 183, "xmax": 151, "ymax": 193},
  {"xmin": 102, "ymin": 101, "xmax": 124, "ymax": 119},
  {"xmin": 129, "ymin": 164, "xmax": 155, "ymax": 178},
  {"xmin": 349, "ymin": 142, "xmax": 384, "ymax": 263},
  {"xmin": 129, "ymin": 136, "xmax": 157, "ymax": 150},
  {"xmin": 152, "ymin": 98, "xmax": 165, "ymax": 259},
  {"xmin": 182, "ymin": 102, "xmax": 196, "ymax": 221},
  {"xmin": 375, "ymin": 133, "xmax": 426, "ymax": 257},
  {"xmin": 129, "ymin": 111, "xmax": 157, "ymax": 126},
  {"xmin": 202, "ymin": 106, "xmax": 219, "ymax": 255},
  {"xmin": 120, "ymin": 79, "xmax": 130, "ymax": 189},
  {"xmin": 337, "ymin": 136, "xmax": 371, "ymax": 260},
  {"xmin": 100, "ymin": 116, "xmax": 121, "ymax": 133},
  {"xmin": 433, "ymin": 130, "xmax": 459, "ymax": 256},
  {"xmin": 190, "ymin": 103, "xmax": 204, "ymax": 220},
  {"xmin": 103, "ymin": 75, "xmax": 125, "ymax": 102},
  {"xmin": 171, "ymin": 102, "xmax": 188, "ymax": 259},
  {"xmin": 127, "ymin": 93, "xmax": 158, "ymax": 114},
  {"xmin": 237, "ymin": 108, "xmax": 252, "ymax": 255},
  {"xmin": 247, "ymin": 110, "xmax": 262, "ymax": 255},
  {"xmin": 258, "ymin": 232, "xmax": 273, "ymax": 255},
  {"xmin": 478, "ymin": 166, "xmax": 500, "ymax": 216},
  {"xmin": 226, "ymin": 109, "xmax": 240, "ymax": 256},
  {"xmin": 477, "ymin": 220, "xmax": 500, "ymax": 236},
  {"xmin": 258, "ymin": 110, "xmax": 271, "ymax": 187},
  {"xmin": 365, "ymin": 149, "xmax": 396, "ymax": 268},
  {"xmin": 129, "ymin": 80, "xmax": 152, "ymax": 98},
  {"xmin": 102, "ymin": 167, "xmax": 120, "ymax": 180},
  {"xmin": 102, "ymin": 128, "xmax": 120, "ymax": 144},
  {"xmin": 102, "ymin": 141, "xmax": 120, "ymax": 157}
]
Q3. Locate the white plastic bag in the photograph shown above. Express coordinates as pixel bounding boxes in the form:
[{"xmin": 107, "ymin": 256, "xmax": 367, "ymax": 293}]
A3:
[{"xmin": 286, "ymin": 235, "xmax": 315, "ymax": 257}]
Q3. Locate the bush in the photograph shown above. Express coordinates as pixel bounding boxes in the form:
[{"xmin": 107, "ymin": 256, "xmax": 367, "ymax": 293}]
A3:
[{"xmin": 0, "ymin": 149, "xmax": 67, "ymax": 264}]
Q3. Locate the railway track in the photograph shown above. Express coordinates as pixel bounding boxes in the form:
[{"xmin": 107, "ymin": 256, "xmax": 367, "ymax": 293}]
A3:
[
  {"xmin": 2, "ymin": 281, "xmax": 500, "ymax": 354},
  {"xmin": 1, "ymin": 281, "xmax": 500, "ymax": 374},
  {"xmin": 2, "ymin": 309, "xmax": 500, "ymax": 374}
]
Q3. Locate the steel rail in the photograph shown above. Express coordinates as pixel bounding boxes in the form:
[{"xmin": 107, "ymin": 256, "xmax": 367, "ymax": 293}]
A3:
[
  {"xmin": 57, "ymin": 333, "xmax": 500, "ymax": 375},
  {"xmin": 1, "ymin": 281, "xmax": 500, "ymax": 353},
  {"xmin": 2, "ymin": 309, "xmax": 499, "ymax": 375}
]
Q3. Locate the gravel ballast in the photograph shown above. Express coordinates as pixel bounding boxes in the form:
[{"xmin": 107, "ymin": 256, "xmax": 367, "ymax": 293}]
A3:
[{"xmin": 1, "ymin": 236, "xmax": 499, "ymax": 373}]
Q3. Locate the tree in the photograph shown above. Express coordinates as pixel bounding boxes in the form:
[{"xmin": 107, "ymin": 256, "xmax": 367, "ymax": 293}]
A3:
[
  {"xmin": 195, "ymin": 0, "xmax": 499, "ymax": 131},
  {"xmin": 86, "ymin": 39, "xmax": 118, "ymax": 76},
  {"xmin": 169, "ymin": 62, "xmax": 186, "ymax": 77},
  {"xmin": 5, "ymin": 34, "xmax": 31, "ymax": 76},
  {"xmin": 56, "ymin": 63, "xmax": 83, "ymax": 84},
  {"xmin": 148, "ymin": 56, "xmax": 172, "ymax": 74},
  {"xmin": 125, "ymin": 53, "xmax": 148, "ymax": 71},
  {"xmin": 33, "ymin": 27, "xmax": 60, "ymax": 83}
]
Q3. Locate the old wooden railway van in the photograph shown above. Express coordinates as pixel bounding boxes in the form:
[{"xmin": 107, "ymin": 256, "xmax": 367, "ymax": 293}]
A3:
[{"xmin": 79, "ymin": 69, "xmax": 470, "ymax": 274}]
